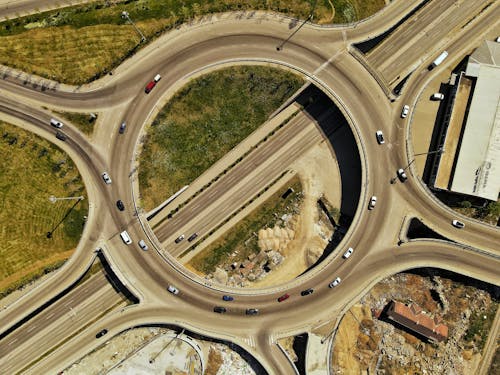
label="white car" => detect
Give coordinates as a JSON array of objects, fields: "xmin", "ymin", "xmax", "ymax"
[
  {"xmin": 329, "ymin": 277, "xmax": 341, "ymax": 288},
  {"xmin": 101, "ymin": 172, "xmax": 112, "ymax": 184},
  {"xmin": 50, "ymin": 118, "xmax": 64, "ymax": 128},
  {"xmin": 401, "ymin": 105, "xmax": 410, "ymax": 118},
  {"xmin": 343, "ymin": 247, "xmax": 354, "ymax": 259},
  {"xmin": 431, "ymin": 93, "xmax": 444, "ymax": 100},
  {"xmin": 397, "ymin": 168, "xmax": 408, "ymax": 182},
  {"xmin": 452, "ymin": 220, "xmax": 465, "ymax": 229},
  {"xmin": 375, "ymin": 130, "xmax": 385, "ymax": 144},
  {"xmin": 138, "ymin": 240, "xmax": 148, "ymax": 250},
  {"xmin": 167, "ymin": 285, "xmax": 179, "ymax": 295},
  {"xmin": 368, "ymin": 196, "xmax": 377, "ymax": 210}
]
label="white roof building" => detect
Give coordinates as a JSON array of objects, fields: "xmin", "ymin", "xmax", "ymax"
[{"xmin": 449, "ymin": 41, "xmax": 500, "ymax": 201}]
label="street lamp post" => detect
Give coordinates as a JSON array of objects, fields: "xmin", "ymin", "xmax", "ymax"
[
  {"xmin": 122, "ymin": 11, "xmax": 147, "ymax": 43},
  {"xmin": 46, "ymin": 196, "xmax": 84, "ymax": 238},
  {"xmin": 276, "ymin": 0, "xmax": 318, "ymax": 51},
  {"xmin": 391, "ymin": 148, "xmax": 444, "ymax": 184}
]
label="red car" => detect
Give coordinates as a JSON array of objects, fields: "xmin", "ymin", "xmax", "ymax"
[
  {"xmin": 145, "ymin": 74, "xmax": 161, "ymax": 94},
  {"xmin": 277, "ymin": 293, "xmax": 290, "ymax": 302}
]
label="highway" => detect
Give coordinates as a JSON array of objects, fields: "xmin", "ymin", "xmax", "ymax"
[{"xmin": 0, "ymin": 0, "xmax": 499, "ymax": 374}]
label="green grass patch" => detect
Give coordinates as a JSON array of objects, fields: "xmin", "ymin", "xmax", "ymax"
[
  {"xmin": 0, "ymin": 1, "xmax": 385, "ymax": 84},
  {"xmin": 139, "ymin": 65, "xmax": 303, "ymax": 211},
  {"xmin": 464, "ymin": 301, "xmax": 499, "ymax": 352},
  {"xmin": 54, "ymin": 111, "xmax": 97, "ymax": 137},
  {"xmin": 0, "ymin": 121, "xmax": 88, "ymax": 297},
  {"xmin": 188, "ymin": 176, "xmax": 303, "ymax": 274}
]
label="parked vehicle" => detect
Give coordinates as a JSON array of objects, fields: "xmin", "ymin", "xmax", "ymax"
[
  {"xmin": 343, "ymin": 247, "xmax": 354, "ymax": 259},
  {"xmin": 452, "ymin": 219, "xmax": 465, "ymax": 229},
  {"xmin": 167, "ymin": 285, "xmax": 179, "ymax": 295},
  {"xmin": 375, "ymin": 130, "xmax": 385, "ymax": 144},
  {"xmin": 329, "ymin": 277, "xmax": 341, "ymax": 288}
]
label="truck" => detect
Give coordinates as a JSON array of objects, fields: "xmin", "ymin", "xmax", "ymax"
[
  {"xmin": 144, "ymin": 74, "xmax": 161, "ymax": 94},
  {"xmin": 429, "ymin": 51, "xmax": 448, "ymax": 70}
]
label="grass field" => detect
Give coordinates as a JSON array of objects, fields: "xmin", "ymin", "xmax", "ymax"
[
  {"xmin": 55, "ymin": 111, "xmax": 97, "ymax": 136},
  {"xmin": 138, "ymin": 65, "xmax": 303, "ymax": 211},
  {"xmin": 0, "ymin": 0, "xmax": 385, "ymax": 84},
  {"xmin": 188, "ymin": 176, "xmax": 303, "ymax": 274},
  {"xmin": 0, "ymin": 121, "xmax": 88, "ymax": 297}
]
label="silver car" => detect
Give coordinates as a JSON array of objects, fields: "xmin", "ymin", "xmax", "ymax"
[
  {"xmin": 138, "ymin": 240, "xmax": 148, "ymax": 250},
  {"xmin": 102, "ymin": 172, "xmax": 112, "ymax": 184},
  {"xmin": 329, "ymin": 277, "xmax": 341, "ymax": 288}
]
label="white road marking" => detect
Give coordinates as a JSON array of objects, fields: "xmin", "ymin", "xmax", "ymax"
[{"xmin": 45, "ymin": 312, "xmax": 54, "ymax": 320}]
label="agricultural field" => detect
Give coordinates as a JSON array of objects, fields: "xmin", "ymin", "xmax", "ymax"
[
  {"xmin": 0, "ymin": 122, "xmax": 88, "ymax": 297},
  {"xmin": 138, "ymin": 65, "xmax": 304, "ymax": 211},
  {"xmin": 0, "ymin": 0, "xmax": 385, "ymax": 84}
]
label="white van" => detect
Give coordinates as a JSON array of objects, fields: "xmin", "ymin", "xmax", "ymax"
[
  {"xmin": 120, "ymin": 230, "xmax": 132, "ymax": 245},
  {"xmin": 50, "ymin": 118, "xmax": 63, "ymax": 128}
]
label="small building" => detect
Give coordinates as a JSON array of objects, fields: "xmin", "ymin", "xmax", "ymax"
[{"xmin": 385, "ymin": 301, "xmax": 448, "ymax": 342}]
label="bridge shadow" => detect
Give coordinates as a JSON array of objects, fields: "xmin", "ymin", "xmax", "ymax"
[{"xmin": 293, "ymin": 84, "xmax": 362, "ymax": 266}]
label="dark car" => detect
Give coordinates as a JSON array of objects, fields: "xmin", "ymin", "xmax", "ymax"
[
  {"xmin": 213, "ymin": 306, "xmax": 227, "ymax": 314},
  {"xmin": 222, "ymin": 295, "xmax": 234, "ymax": 301},
  {"xmin": 96, "ymin": 329, "xmax": 108, "ymax": 338},
  {"xmin": 188, "ymin": 233, "xmax": 198, "ymax": 242},
  {"xmin": 119, "ymin": 122, "xmax": 126, "ymax": 134},
  {"xmin": 277, "ymin": 293, "xmax": 290, "ymax": 302},
  {"xmin": 116, "ymin": 200, "xmax": 125, "ymax": 211},
  {"xmin": 55, "ymin": 131, "xmax": 67, "ymax": 141},
  {"xmin": 174, "ymin": 234, "xmax": 185, "ymax": 243},
  {"xmin": 300, "ymin": 288, "xmax": 314, "ymax": 296},
  {"xmin": 245, "ymin": 308, "xmax": 259, "ymax": 316}
]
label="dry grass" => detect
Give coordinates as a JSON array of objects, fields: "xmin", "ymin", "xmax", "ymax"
[{"xmin": 0, "ymin": 121, "xmax": 87, "ymax": 297}]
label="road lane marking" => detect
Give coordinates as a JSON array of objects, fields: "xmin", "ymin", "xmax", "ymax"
[
  {"xmin": 45, "ymin": 312, "xmax": 54, "ymax": 320},
  {"xmin": 26, "ymin": 325, "xmax": 36, "ymax": 333},
  {"xmin": 8, "ymin": 338, "xmax": 17, "ymax": 345}
]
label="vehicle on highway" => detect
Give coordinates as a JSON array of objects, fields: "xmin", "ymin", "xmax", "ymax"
[
  {"xmin": 245, "ymin": 308, "xmax": 259, "ymax": 315},
  {"xmin": 50, "ymin": 118, "xmax": 64, "ymax": 128},
  {"xmin": 213, "ymin": 306, "xmax": 227, "ymax": 314},
  {"xmin": 145, "ymin": 73, "xmax": 161, "ymax": 94},
  {"xmin": 223, "ymin": 295, "xmax": 234, "ymax": 301},
  {"xmin": 95, "ymin": 329, "xmax": 108, "ymax": 338},
  {"xmin": 431, "ymin": 93, "xmax": 444, "ymax": 101},
  {"xmin": 116, "ymin": 200, "xmax": 125, "ymax": 211},
  {"xmin": 188, "ymin": 233, "xmax": 198, "ymax": 242},
  {"xmin": 343, "ymin": 247, "xmax": 354, "ymax": 259},
  {"xmin": 175, "ymin": 234, "xmax": 185, "ymax": 243},
  {"xmin": 375, "ymin": 130, "xmax": 385, "ymax": 144},
  {"xmin": 452, "ymin": 219, "xmax": 465, "ymax": 229},
  {"xmin": 368, "ymin": 196, "xmax": 377, "ymax": 210},
  {"xmin": 300, "ymin": 288, "xmax": 314, "ymax": 296},
  {"xmin": 167, "ymin": 285, "xmax": 179, "ymax": 295},
  {"xmin": 138, "ymin": 239, "xmax": 148, "ymax": 250},
  {"xmin": 120, "ymin": 230, "xmax": 132, "ymax": 245},
  {"xmin": 277, "ymin": 293, "xmax": 290, "ymax": 302},
  {"xmin": 102, "ymin": 172, "xmax": 112, "ymax": 184},
  {"xmin": 429, "ymin": 51, "xmax": 448, "ymax": 70},
  {"xmin": 55, "ymin": 131, "xmax": 67, "ymax": 141},
  {"xmin": 119, "ymin": 122, "xmax": 126, "ymax": 134},
  {"xmin": 329, "ymin": 277, "xmax": 341, "ymax": 288},
  {"xmin": 397, "ymin": 168, "xmax": 408, "ymax": 182},
  {"xmin": 401, "ymin": 105, "xmax": 410, "ymax": 118}
]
